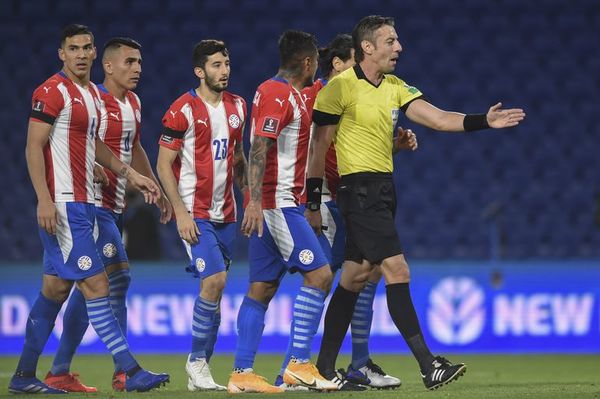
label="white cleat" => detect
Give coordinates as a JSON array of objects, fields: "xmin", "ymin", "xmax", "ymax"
[
  {"xmin": 186, "ymin": 355, "xmax": 226, "ymax": 391},
  {"xmin": 347, "ymin": 359, "xmax": 401, "ymax": 389}
]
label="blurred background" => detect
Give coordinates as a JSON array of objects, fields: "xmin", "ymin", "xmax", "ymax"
[{"xmin": 0, "ymin": 0, "xmax": 598, "ymax": 355}]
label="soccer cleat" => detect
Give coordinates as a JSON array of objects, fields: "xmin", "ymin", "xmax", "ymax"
[
  {"xmin": 283, "ymin": 357, "xmax": 339, "ymax": 391},
  {"xmin": 9, "ymin": 374, "xmax": 67, "ymax": 394},
  {"xmin": 44, "ymin": 371, "xmax": 97, "ymax": 393},
  {"xmin": 322, "ymin": 369, "xmax": 367, "ymax": 391},
  {"xmin": 227, "ymin": 369, "xmax": 284, "ymax": 393},
  {"xmin": 112, "ymin": 370, "xmax": 126, "ymax": 391},
  {"xmin": 186, "ymin": 356, "xmax": 226, "ymax": 391},
  {"xmin": 274, "ymin": 374, "xmax": 309, "ymax": 391},
  {"xmin": 347, "ymin": 359, "xmax": 402, "ymax": 389},
  {"xmin": 421, "ymin": 356, "xmax": 467, "ymax": 390},
  {"xmin": 125, "ymin": 369, "xmax": 170, "ymax": 392}
]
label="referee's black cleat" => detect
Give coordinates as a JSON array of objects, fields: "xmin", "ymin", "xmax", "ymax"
[
  {"xmin": 324, "ymin": 369, "xmax": 367, "ymax": 391},
  {"xmin": 421, "ymin": 356, "xmax": 466, "ymax": 390}
]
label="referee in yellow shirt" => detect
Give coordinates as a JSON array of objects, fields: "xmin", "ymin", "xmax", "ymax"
[{"xmin": 306, "ymin": 15, "xmax": 525, "ymax": 390}]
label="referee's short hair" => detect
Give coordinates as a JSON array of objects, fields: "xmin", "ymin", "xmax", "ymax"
[
  {"xmin": 278, "ymin": 30, "xmax": 318, "ymax": 75},
  {"xmin": 352, "ymin": 15, "xmax": 395, "ymax": 63},
  {"xmin": 319, "ymin": 34, "xmax": 353, "ymax": 78}
]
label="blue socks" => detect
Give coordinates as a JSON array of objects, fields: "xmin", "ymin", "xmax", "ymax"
[
  {"xmin": 190, "ymin": 297, "xmax": 218, "ymax": 361},
  {"xmin": 86, "ymin": 296, "xmax": 137, "ymax": 372},
  {"xmin": 50, "ymin": 288, "xmax": 88, "ymax": 375},
  {"xmin": 205, "ymin": 311, "xmax": 221, "ymax": 362},
  {"xmin": 351, "ymin": 282, "xmax": 377, "ymax": 369},
  {"xmin": 108, "ymin": 269, "xmax": 131, "ymax": 337},
  {"xmin": 284, "ymin": 286, "xmax": 325, "ymax": 369},
  {"xmin": 16, "ymin": 293, "xmax": 62, "ymax": 373},
  {"xmin": 233, "ymin": 296, "xmax": 267, "ymax": 370}
]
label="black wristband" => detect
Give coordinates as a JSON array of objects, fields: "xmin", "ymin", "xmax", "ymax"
[
  {"xmin": 463, "ymin": 113, "xmax": 489, "ymax": 131},
  {"xmin": 306, "ymin": 177, "xmax": 323, "ymax": 206}
]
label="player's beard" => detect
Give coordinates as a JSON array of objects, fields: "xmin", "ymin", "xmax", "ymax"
[{"xmin": 205, "ymin": 74, "xmax": 228, "ymax": 93}]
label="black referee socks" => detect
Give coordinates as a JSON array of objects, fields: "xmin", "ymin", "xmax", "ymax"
[
  {"xmin": 386, "ymin": 283, "xmax": 435, "ymax": 372},
  {"xmin": 316, "ymin": 284, "xmax": 360, "ymax": 376}
]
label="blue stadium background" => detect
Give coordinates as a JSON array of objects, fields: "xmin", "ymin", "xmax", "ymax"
[{"xmin": 1, "ymin": 0, "xmax": 599, "ymax": 261}]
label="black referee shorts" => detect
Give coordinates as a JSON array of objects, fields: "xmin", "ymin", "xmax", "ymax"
[{"xmin": 336, "ymin": 172, "xmax": 402, "ymax": 265}]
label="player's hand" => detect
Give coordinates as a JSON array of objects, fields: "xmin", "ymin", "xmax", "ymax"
[
  {"xmin": 157, "ymin": 195, "xmax": 173, "ymax": 224},
  {"xmin": 486, "ymin": 102, "xmax": 526, "ymax": 128},
  {"xmin": 37, "ymin": 199, "xmax": 59, "ymax": 235},
  {"xmin": 242, "ymin": 200, "xmax": 263, "ymax": 238},
  {"xmin": 93, "ymin": 164, "xmax": 109, "ymax": 186},
  {"xmin": 393, "ymin": 127, "xmax": 418, "ymax": 152},
  {"xmin": 304, "ymin": 207, "xmax": 323, "ymax": 236},
  {"xmin": 176, "ymin": 211, "xmax": 200, "ymax": 244},
  {"xmin": 127, "ymin": 171, "xmax": 161, "ymax": 204}
]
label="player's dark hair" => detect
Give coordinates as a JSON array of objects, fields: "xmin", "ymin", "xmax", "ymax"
[
  {"xmin": 278, "ymin": 30, "xmax": 318, "ymax": 75},
  {"xmin": 319, "ymin": 34, "xmax": 353, "ymax": 78},
  {"xmin": 61, "ymin": 24, "xmax": 94, "ymax": 46},
  {"xmin": 352, "ymin": 15, "xmax": 395, "ymax": 63},
  {"xmin": 193, "ymin": 40, "xmax": 228, "ymax": 69},
  {"xmin": 103, "ymin": 37, "xmax": 141, "ymax": 52}
]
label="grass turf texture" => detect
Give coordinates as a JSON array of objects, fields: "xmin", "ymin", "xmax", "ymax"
[{"xmin": 0, "ymin": 355, "xmax": 598, "ymax": 398}]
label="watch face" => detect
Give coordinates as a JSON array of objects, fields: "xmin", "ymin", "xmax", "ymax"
[{"xmin": 308, "ymin": 202, "xmax": 320, "ymax": 211}]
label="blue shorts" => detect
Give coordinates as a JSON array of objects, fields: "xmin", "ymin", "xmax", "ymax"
[
  {"xmin": 41, "ymin": 202, "xmax": 104, "ymax": 280},
  {"xmin": 249, "ymin": 206, "xmax": 329, "ymax": 282},
  {"xmin": 94, "ymin": 206, "xmax": 128, "ymax": 267},
  {"xmin": 182, "ymin": 219, "xmax": 236, "ymax": 279},
  {"xmin": 317, "ymin": 200, "xmax": 346, "ymax": 273}
]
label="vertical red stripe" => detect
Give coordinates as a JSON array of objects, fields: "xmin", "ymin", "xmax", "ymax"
[
  {"xmin": 192, "ymin": 99, "xmax": 212, "ymax": 219},
  {"xmin": 222, "ymin": 94, "xmax": 241, "ymax": 220},
  {"xmin": 292, "ymin": 91, "xmax": 311, "ymax": 205},
  {"xmin": 44, "ymin": 143, "xmax": 55, "ymax": 201},
  {"xmin": 66, "ymin": 85, "xmax": 88, "ymax": 202}
]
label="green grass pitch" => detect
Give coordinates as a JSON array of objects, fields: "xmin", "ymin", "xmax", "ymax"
[{"xmin": 0, "ymin": 354, "xmax": 598, "ymax": 398}]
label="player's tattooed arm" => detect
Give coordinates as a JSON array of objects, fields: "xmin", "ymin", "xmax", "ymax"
[
  {"xmin": 233, "ymin": 139, "xmax": 248, "ymax": 192},
  {"xmin": 248, "ymin": 135, "xmax": 274, "ymax": 202}
]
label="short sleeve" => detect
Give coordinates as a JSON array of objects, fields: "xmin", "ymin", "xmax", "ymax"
[
  {"xmin": 312, "ymin": 77, "xmax": 347, "ymax": 126},
  {"xmin": 251, "ymin": 86, "xmax": 292, "ymax": 139},
  {"xmin": 159, "ymin": 104, "xmax": 189, "ymax": 151},
  {"xmin": 30, "ymin": 82, "xmax": 65, "ymax": 125},
  {"xmin": 397, "ymin": 80, "xmax": 424, "ymax": 112}
]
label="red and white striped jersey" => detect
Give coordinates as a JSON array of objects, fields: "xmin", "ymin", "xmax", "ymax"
[
  {"xmin": 95, "ymin": 85, "xmax": 141, "ymax": 213},
  {"xmin": 250, "ymin": 77, "xmax": 312, "ymax": 209},
  {"xmin": 30, "ymin": 71, "xmax": 102, "ymax": 203},
  {"xmin": 159, "ymin": 89, "xmax": 246, "ymax": 223},
  {"xmin": 300, "ymin": 79, "xmax": 340, "ymax": 201}
]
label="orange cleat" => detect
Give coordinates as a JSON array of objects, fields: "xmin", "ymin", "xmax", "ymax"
[
  {"xmin": 227, "ymin": 370, "xmax": 284, "ymax": 393},
  {"xmin": 283, "ymin": 358, "xmax": 339, "ymax": 391},
  {"xmin": 112, "ymin": 370, "xmax": 126, "ymax": 391},
  {"xmin": 44, "ymin": 371, "xmax": 97, "ymax": 393}
]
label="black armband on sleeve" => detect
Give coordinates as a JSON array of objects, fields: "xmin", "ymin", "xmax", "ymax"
[
  {"xmin": 306, "ymin": 177, "xmax": 323, "ymax": 209},
  {"xmin": 30, "ymin": 110, "xmax": 56, "ymax": 125},
  {"xmin": 463, "ymin": 114, "xmax": 490, "ymax": 131},
  {"xmin": 312, "ymin": 110, "xmax": 341, "ymax": 126},
  {"xmin": 162, "ymin": 127, "xmax": 185, "ymax": 139}
]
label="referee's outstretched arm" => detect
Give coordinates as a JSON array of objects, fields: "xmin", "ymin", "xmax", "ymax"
[{"xmin": 404, "ymin": 99, "xmax": 526, "ymax": 132}]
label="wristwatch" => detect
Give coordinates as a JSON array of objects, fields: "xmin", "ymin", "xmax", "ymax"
[{"xmin": 306, "ymin": 202, "xmax": 320, "ymax": 211}]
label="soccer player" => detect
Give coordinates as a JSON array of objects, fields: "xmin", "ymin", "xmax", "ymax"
[
  {"xmin": 157, "ymin": 40, "xmax": 247, "ymax": 392},
  {"xmin": 8, "ymin": 24, "xmax": 169, "ymax": 394},
  {"xmin": 226, "ymin": 30, "xmax": 338, "ymax": 394},
  {"xmin": 275, "ymin": 34, "xmax": 413, "ymax": 391},
  {"xmin": 43, "ymin": 37, "xmax": 172, "ymax": 393},
  {"xmin": 307, "ymin": 16, "xmax": 525, "ymax": 391}
]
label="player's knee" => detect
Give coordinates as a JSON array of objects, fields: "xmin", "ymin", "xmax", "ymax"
[
  {"xmin": 304, "ymin": 265, "xmax": 333, "ymax": 292},
  {"xmin": 248, "ymin": 281, "xmax": 278, "ymax": 305},
  {"xmin": 41, "ymin": 277, "xmax": 72, "ymax": 303},
  {"xmin": 201, "ymin": 272, "xmax": 227, "ymax": 301}
]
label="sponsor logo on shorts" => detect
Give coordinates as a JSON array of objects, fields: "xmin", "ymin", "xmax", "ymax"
[
  {"xmin": 228, "ymin": 114, "xmax": 241, "ymax": 129},
  {"xmin": 196, "ymin": 258, "xmax": 206, "ymax": 272},
  {"xmin": 298, "ymin": 249, "xmax": 314, "ymax": 265},
  {"xmin": 77, "ymin": 256, "xmax": 93, "ymax": 271},
  {"xmin": 103, "ymin": 243, "xmax": 117, "ymax": 258}
]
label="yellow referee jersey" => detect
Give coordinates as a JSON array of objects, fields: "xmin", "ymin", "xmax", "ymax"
[{"xmin": 313, "ymin": 65, "xmax": 423, "ymax": 175}]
